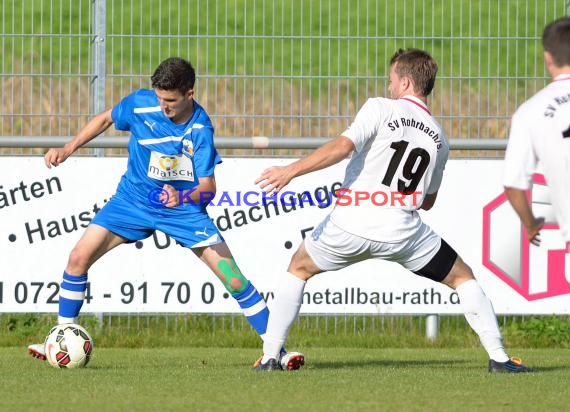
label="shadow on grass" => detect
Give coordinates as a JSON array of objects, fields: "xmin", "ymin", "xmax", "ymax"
[
  {"xmin": 312, "ymin": 358, "xmax": 470, "ymax": 369},
  {"xmin": 313, "ymin": 360, "xmax": 570, "ymax": 373}
]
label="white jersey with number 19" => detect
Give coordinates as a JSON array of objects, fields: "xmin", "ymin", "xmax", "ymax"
[{"xmin": 330, "ymin": 95, "xmax": 449, "ymax": 242}]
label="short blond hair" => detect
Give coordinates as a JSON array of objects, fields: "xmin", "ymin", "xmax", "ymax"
[{"xmin": 390, "ymin": 48, "xmax": 438, "ymax": 96}]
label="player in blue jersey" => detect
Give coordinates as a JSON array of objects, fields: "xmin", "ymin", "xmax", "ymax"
[{"xmin": 27, "ymin": 57, "xmax": 304, "ymax": 371}]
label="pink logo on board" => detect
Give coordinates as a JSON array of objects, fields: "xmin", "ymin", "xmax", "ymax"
[{"xmin": 482, "ymin": 174, "xmax": 570, "ymax": 300}]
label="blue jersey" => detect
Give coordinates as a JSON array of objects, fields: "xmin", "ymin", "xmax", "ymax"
[{"xmin": 111, "ymin": 89, "xmax": 221, "ymax": 211}]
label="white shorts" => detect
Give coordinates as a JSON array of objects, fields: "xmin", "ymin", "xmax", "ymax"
[{"xmin": 305, "ymin": 215, "xmax": 444, "ymax": 274}]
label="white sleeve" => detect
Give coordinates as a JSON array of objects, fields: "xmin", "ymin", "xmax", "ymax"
[
  {"xmin": 340, "ymin": 98, "xmax": 384, "ymax": 152},
  {"xmin": 427, "ymin": 140, "xmax": 449, "ymax": 194},
  {"xmin": 503, "ymin": 108, "xmax": 538, "ymax": 190}
]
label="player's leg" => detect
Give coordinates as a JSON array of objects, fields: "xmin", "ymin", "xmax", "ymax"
[
  {"xmin": 413, "ymin": 242, "xmax": 508, "ymax": 361},
  {"xmin": 439, "ymin": 255, "xmax": 531, "ymax": 372},
  {"xmin": 402, "ymin": 224, "xmax": 531, "ymax": 372},
  {"xmin": 29, "ymin": 194, "xmax": 150, "ymax": 361},
  {"xmin": 193, "ymin": 241, "xmax": 270, "ymax": 335},
  {"xmin": 193, "ymin": 240, "xmax": 305, "ymax": 369},
  {"xmin": 28, "ymin": 224, "xmax": 127, "ymax": 360},
  {"xmin": 159, "ymin": 210, "xmax": 303, "ymax": 369},
  {"xmin": 57, "ymin": 193, "xmax": 152, "ymax": 325},
  {"xmin": 193, "ymin": 241, "xmax": 305, "ymax": 369},
  {"xmin": 254, "ymin": 240, "xmax": 319, "ymax": 370},
  {"xmin": 58, "ymin": 224, "xmax": 127, "ymax": 323},
  {"xmin": 257, "ymin": 217, "xmax": 367, "ymax": 371}
]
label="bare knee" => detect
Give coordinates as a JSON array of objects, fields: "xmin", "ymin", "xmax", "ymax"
[
  {"xmin": 67, "ymin": 246, "xmax": 92, "ymax": 274},
  {"xmin": 441, "ymin": 256, "xmax": 475, "ymax": 290},
  {"xmin": 217, "ymin": 257, "xmax": 249, "ymax": 294},
  {"xmin": 287, "ymin": 243, "xmax": 321, "ymax": 281},
  {"xmin": 287, "ymin": 259, "xmax": 310, "ymax": 281}
]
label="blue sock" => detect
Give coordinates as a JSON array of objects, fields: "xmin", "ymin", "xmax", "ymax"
[
  {"xmin": 232, "ymin": 282, "xmax": 270, "ymax": 336},
  {"xmin": 58, "ymin": 272, "xmax": 88, "ymax": 324}
]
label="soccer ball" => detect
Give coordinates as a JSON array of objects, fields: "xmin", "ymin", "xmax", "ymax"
[{"xmin": 44, "ymin": 323, "xmax": 93, "ymax": 369}]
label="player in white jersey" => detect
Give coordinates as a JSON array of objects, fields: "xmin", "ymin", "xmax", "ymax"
[
  {"xmin": 253, "ymin": 48, "xmax": 531, "ymax": 373},
  {"xmin": 27, "ymin": 57, "xmax": 303, "ymax": 370},
  {"xmin": 504, "ymin": 16, "xmax": 570, "ymax": 249}
]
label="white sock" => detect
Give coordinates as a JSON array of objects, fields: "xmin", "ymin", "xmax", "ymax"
[
  {"xmin": 456, "ymin": 279, "xmax": 509, "ymax": 362},
  {"xmin": 58, "ymin": 316, "xmax": 77, "ymax": 324},
  {"xmin": 261, "ymin": 271, "xmax": 306, "ymax": 363}
]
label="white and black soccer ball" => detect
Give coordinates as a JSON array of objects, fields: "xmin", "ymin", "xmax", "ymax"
[{"xmin": 44, "ymin": 323, "xmax": 94, "ymax": 369}]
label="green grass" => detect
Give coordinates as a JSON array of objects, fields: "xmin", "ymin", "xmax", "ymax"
[
  {"xmin": 3, "ymin": 314, "xmax": 570, "ymax": 350},
  {"xmin": 4, "ymin": 313, "xmax": 570, "ymax": 349},
  {"xmin": 3, "ymin": 0, "xmax": 563, "ymax": 79},
  {"xmin": 0, "ymin": 346, "xmax": 567, "ymax": 412},
  {"xmin": 3, "ymin": 0, "xmax": 567, "ymax": 145}
]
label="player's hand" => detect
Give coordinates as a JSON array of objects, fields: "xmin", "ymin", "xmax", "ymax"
[
  {"xmin": 44, "ymin": 147, "xmax": 73, "ymax": 168},
  {"xmin": 255, "ymin": 166, "xmax": 293, "ymax": 194},
  {"xmin": 161, "ymin": 184, "xmax": 180, "ymax": 208},
  {"xmin": 525, "ymin": 216, "xmax": 545, "ymax": 246}
]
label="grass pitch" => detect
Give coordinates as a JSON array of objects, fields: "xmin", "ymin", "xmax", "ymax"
[{"xmin": 1, "ymin": 347, "xmax": 567, "ymax": 412}]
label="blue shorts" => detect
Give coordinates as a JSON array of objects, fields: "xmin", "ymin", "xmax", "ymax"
[{"xmin": 91, "ymin": 193, "xmax": 224, "ymax": 248}]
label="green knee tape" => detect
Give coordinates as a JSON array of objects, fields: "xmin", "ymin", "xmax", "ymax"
[{"xmin": 217, "ymin": 258, "xmax": 248, "ymax": 293}]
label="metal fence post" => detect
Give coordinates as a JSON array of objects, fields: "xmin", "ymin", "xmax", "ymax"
[
  {"xmin": 92, "ymin": 0, "xmax": 106, "ymax": 328},
  {"xmin": 426, "ymin": 314, "xmax": 439, "ymax": 342},
  {"xmin": 91, "ymin": 0, "xmax": 106, "ymax": 158}
]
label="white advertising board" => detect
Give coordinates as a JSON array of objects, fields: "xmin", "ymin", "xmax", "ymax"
[{"xmin": 1, "ymin": 157, "xmax": 568, "ymax": 314}]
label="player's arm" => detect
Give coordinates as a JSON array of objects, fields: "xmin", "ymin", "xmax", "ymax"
[
  {"xmin": 161, "ymin": 175, "xmax": 217, "ymax": 208},
  {"xmin": 256, "ymin": 136, "xmax": 355, "ymax": 193},
  {"xmin": 420, "ymin": 192, "xmax": 438, "ymax": 211},
  {"xmin": 45, "ymin": 109, "xmax": 114, "ymax": 168},
  {"xmin": 503, "ymin": 107, "xmax": 543, "ymax": 244},
  {"xmin": 188, "ymin": 175, "xmax": 217, "ymax": 205},
  {"xmin": 504, "ymin": 186, "xmax": 544, "ymax": 245}
]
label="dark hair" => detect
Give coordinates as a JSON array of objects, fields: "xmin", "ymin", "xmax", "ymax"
[
  {"xmin": 543, "ymin": 16, "xmax": 570, "ymax": 67},
  {"xmin": 390, "ymin": 48, "xmax": 438, "ymax": 96},
  {"xmin": 151, "ymin": 57, "xmax": 196, "ymax": 94}
]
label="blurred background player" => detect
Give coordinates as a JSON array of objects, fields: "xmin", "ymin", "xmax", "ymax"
[
  {"xmin": 504, "ymin": 16, "xmax": 570, "ymax": 252},
  {"xmin": 254, "ymin": 48, "xmax": 531, "ymax": 373},
  {"xmin": 27, "ymin": 57, "xmax": 303, "ymax": 371}
]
